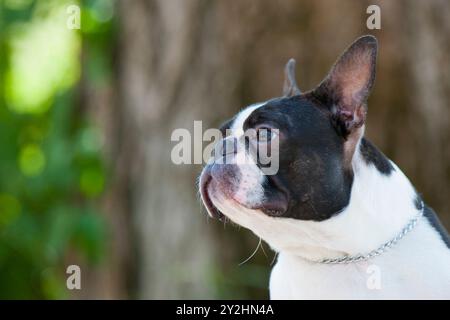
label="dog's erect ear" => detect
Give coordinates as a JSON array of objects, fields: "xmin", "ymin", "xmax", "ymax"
[
  {"xmin": 283, "ymin": 59, "xmax": 301, "ymax": 97},
  {"xmin": 313, "ymin": 35, "xmax": 377, "ymax": 138}
]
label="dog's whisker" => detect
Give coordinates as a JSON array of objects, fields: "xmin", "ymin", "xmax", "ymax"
[
  {"xmin": 260, "ymin": 241, "xmax": 269, "ymax": 259},
  {"xmin": 238, "ymin": 237, "xmax": 262, "ymax": 266},
  {"xmin": 270, "ymin": 251, "xmax": 278, "ymax": 266}
]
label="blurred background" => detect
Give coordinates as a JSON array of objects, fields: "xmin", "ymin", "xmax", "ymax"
[{"xmin": 0, "ymin": 0, "xmax": 449, "ymax": 299}]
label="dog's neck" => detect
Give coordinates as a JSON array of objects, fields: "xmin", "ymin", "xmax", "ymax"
[{"xmin": 272, "ymin": 137, "xmax": 421, "ymax": 262}]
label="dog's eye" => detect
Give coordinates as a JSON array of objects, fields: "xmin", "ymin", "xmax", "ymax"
[{"xmin": 257, "ymin": 128, "xmax": 277, "ymax": 143}]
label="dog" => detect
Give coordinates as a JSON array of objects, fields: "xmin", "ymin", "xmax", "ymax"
[{"xmin": 199, "ymin": 35, "xmax": 450, "ymax": 299}]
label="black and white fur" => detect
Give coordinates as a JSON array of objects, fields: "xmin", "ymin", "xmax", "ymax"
[{"xmin": 199, "ymin": 36, "xmax": 450, "ymax": 299}]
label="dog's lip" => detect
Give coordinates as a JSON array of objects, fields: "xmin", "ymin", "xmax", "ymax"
[
  {"xmin": 199, "ymin": 169, "xmax": 224, "ymax": 220},
  {"xmin": 252, "ymin": 194, "xmax": 288, "ymax": 217},
  {"xmin": 253, "ymin": 174, "xmax": 289, "ymax": 217}
]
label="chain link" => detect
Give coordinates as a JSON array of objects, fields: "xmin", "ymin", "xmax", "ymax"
[{"xmin": 317, "ymin": 201, "xmax": 425, "ymax": 265}]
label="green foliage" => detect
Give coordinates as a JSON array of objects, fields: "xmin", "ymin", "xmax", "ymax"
[{"xmin": 0, "ymin": 0, "xmax": 111, "ymax": 298}]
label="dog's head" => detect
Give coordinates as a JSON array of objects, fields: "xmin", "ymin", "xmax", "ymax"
[{"xmin": 199, "ymin": 35, "xmax": 378, "ymax": 251}]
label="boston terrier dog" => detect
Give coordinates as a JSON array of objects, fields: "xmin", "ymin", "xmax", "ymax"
[{"xmin": 199, "ymin": 35, "xmax": 450, "ymax": 299}]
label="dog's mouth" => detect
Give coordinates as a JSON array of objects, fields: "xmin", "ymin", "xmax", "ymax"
[
  {"xmin": 200, "ymin": 164, "xmax": 290, "ymax": 220},
  {"xmin": 199, "ymin": 169, "xmax": 225, "ymax": 220}
]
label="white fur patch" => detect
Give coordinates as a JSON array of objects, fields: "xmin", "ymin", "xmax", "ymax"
[{"xmin": 218, "ymin": 103, "xmax": 267, "ymax": 208}]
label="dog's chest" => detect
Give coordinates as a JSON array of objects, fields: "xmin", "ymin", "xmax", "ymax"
[
  {"xmin": 269, "ymin": 224, "xmax": 450, "ymax": 299},
  {"xmin": 270, "ymin": 256, "xmax": 431, "ymax": 299}
]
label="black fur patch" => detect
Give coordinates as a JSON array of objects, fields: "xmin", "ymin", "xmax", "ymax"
[
  {"xmin": 359, "ymin": 138, "xmax": 394, "ymax": 175},
  {"xmin": 415, "ymin": 196, "xmax": 450, "ymax": 249},
  {"xmin": 242, "ymin": 96, "xmax": 354, "ymax": 221}
]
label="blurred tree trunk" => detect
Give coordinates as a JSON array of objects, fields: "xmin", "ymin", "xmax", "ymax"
[
  {"xmin": 114, "ymin": 0, "xmax": 369, "ymax": 299},
  {"xmin": 83, "ymin": 0, "xmax": 449, "ymax": 299},
  {"xmin": 117, "ymin": 0, "xmax": 226, "ymax": 298}
]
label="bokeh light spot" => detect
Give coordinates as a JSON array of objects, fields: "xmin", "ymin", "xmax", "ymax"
[
  {"xmin": 19, "ymin": 144, "xmax": 46, "ymax": 177},
  {"xmin": 80, "ymin": 128, "xmax": 101, "ymax": 153},
  {"xmin": 5, "ymin": 4, "xmax": 81, "ymax": 114},
  {"xmin": 91, "ymin": 0, "xmax": 115, "ymax": 22},
  {"xmin": 80, "ymin": 168, "xmax": 105, "ymax": 197}
]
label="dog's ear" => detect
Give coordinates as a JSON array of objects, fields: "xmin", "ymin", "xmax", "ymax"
[
  {"xmin": 313, "ymin": 35, "xmax": 377, "ymax": 138},
  {"xmin": 283, "ymin": 59, "xmax": 301, "ymax": 97}
]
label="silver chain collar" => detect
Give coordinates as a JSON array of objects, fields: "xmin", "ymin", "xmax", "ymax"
[{"xmin": 316, "ymin": 201, "xmax": 425, "ymax": 265}]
